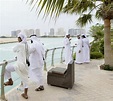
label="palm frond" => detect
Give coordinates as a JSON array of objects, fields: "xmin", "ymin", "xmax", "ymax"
[
  {"xmin": 96, "ymin": 9, "xmax": 103, "ymax": 19},
  {"xmin": 76, "ymin": 14, "xmax": 92, "ymax": 27},
  {"xmin": 63, "ymin": 0, "xmax": 96, "ymax": 15},
  {"xmin": 37, "ymin": 0, "xmax": 65, "ymax": 18},
  {"xmin": 26, "ymin": 0, "xmax": 113, "ymax": 26}
]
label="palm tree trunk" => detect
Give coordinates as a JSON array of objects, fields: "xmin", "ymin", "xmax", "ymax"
[{"xmin": 104, "ymin": 19, "xmax": 113, "ymax": 66}]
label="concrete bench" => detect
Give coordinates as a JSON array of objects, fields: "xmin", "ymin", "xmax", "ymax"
[{"xmin": 47, "ymin": 60, "xmax": 75, "ymax": 89}]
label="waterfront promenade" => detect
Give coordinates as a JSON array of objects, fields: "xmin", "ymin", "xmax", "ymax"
[
  {"xmin": 4, "ymin": 59, "xmax": 113, "ymax": 101},
  {"xmin": 0, "ymin": 38, "xmax": 18, "ymax": 44}
]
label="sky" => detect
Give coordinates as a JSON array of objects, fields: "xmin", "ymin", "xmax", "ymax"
[{"xmin": 0, "ymin": 0, "xmax": 103, "ymax": 36}]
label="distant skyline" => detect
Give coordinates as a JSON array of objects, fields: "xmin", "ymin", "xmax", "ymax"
[{"xmin": 0, "ymin": 0, "xmax": 103, "ymax": 36}]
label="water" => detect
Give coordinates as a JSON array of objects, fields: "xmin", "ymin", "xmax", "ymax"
[{"xmin": 0, "ymin": 37, "xmax": 94, "ymax": 93}]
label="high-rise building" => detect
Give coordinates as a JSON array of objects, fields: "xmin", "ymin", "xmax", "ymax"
[
  {"xmin": 68, "ymin": 29, "xmax": 77, "ymax": 36},
  {"xmin": 56, "ymin": 28, "xmax": 66, "ymax": 36},
  {"xmin": 68, "ymin": 28, "xmax": 85, "ymax": 36},
  {"xmin": 25, "ymin": 29, "xmax": 34, "ymax": 37},
  {"xmin": 35, "ymin": 29, "xmax": 40, "ymax": 36},
  {"xmin": 49, "ymin": 28, "xmax": 54, "ymax": 36},
  {"xmin": 11, "ymin": 31, "xmax": 17, "ymax": 37},
  {"xmin": 23, "ymin": 29, "xmax": 30, "ymax": 37}
]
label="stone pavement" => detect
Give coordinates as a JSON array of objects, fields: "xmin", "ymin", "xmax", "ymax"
[{"xmin": 4, "ymin": 59, "xmax": 113, "ymax": 101}]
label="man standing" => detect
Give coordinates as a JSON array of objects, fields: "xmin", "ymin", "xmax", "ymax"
[
  {"xmin": 63, "ymin": 33, "xmax": 73, "ymax": 65},
  {"xmin": 82, "ymin": 34, "xmax": 90, "ymax": 63},
  {"xmin": 4, "ymin": 32, "xmax": 29, "ymax": 99},
  {"xmin": 75, "ymin": 35, "xmax": 84, "ymax": 64},
  {"xmin": 29, "ymin": 35, "xmax": 45, "ymax": 91}
]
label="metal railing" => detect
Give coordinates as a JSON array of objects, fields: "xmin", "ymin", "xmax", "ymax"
[
  {"xmin": 0, "ymin": 58, "xmax": 17, "ymax": 101},
  {"xmin": 0, "ymin": 45, "xmax": 76, "ymax": 101}
]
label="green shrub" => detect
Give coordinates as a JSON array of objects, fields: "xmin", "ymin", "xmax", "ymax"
[
  {"xmin": 111, "ymin": 39, "xmax": 113, "ymax": 42},
  {"xmin": 90, "ymin": 52, "xmax": 103, "ymax": 59},
  {"xmin": 100, "ymin": 64, "xmax": 113, "ymax": 71},
  {"xmin": 90, "ymin": 42, "xmax": 100, "ymax": 52},
  {"xmin": 90, "ymin": 39, "xmax": 104, "ymax": 55},
  {"xmin": 111, "ymin": 42, "xmax": 113, "ymax": 50},
  {"xmin": 99, "ymin": 39, "xmax": 104, "ymax": 55}
]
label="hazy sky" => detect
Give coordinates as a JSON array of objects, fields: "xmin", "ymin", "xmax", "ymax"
[{"xmin": 0, "ymin": 0, "xmax": 103, "ymax": 36}]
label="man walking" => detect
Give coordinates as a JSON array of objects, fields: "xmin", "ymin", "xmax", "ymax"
[{"xmin": 29, "ymin": 35, "xmax": 45, "ymax": 91}]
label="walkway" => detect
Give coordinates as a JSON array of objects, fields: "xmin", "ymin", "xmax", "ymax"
[{"xmin": 4, "ymin": 59, "xmax": 113, "ymax": 101}]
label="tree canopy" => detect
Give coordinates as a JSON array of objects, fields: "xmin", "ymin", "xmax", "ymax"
[{"xmin": 27, "ymin": 0, "xmax": 113, "ymax": 26}]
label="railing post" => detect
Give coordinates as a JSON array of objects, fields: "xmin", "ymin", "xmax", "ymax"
[
  {"xmin": 1, "ymin": 61, "xmax": 7, "ymax": 101},
  {"xmin": 51, "ymin": 48, "xmax": 56, "ymax": 66},
  {"xmin": 60, "ymin": 47, "xmax": 64, "ymax": 63},
  {"xmin": 44, "ymin": 49, "xmax": 48, "ymax": 71}
]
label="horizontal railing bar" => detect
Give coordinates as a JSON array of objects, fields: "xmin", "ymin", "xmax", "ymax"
[
  {"xmin": 46, "ymin": 45, "xmax": 76, "ymax": 51},
  {"xmin": 0, "ymin": 58, "xmax": 17, "ymax": 66},
  {"xmin": 0, "ymin": 45, "xmax": 76, "ymax": 67}
]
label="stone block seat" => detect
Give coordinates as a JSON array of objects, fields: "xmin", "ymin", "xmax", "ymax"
[{"xmin": 47, "ymin": 60, "xmax": 75, "ymax": 89}]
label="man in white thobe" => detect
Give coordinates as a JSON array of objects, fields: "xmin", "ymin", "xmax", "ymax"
[
  {"xmin": 4, "ymin": 32, "xmax": 29, "ymax": 99},
  {"xmin": 75, "ymin": 35, "xmax": 84, "ymax": 64},
  {"xmin": 82, "ymin": 34, "xmax": 90, "ymax": 63},
  {"xmin": 63, "ymin": 33, "xmax": 73, "ymax": 65},
  {"xmin": 29, "ymin": 35, "xmax": 45, "ymax": 91}
]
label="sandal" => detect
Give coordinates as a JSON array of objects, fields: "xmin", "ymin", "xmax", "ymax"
[
  {"xmin": 4, "ymin": 81, "xmax": 13, "ymax": 86},
  {"xmin": 21, "ymin": 93, "xmax": 28, "ymax": 99},
  {"xmin": 35, "ymin": 86, "xmax": 44, "ymax": 91}
]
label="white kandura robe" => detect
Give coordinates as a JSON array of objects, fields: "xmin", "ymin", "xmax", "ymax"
[
  {"xmin": 5, "ymin": 43, "xmax": 29, "ymax": 86},
  {"xmin": 63, "ymin": 37, "xmax": 73, "ymax": 65},
  {"xmin": 75, "ymin": 38, "xmax": 84, "ymax": 64},
  {"xmin": 29, "ymin": 41, "xmax": 45, "ymax": 86},
  {"xmin": 82, "ymin": 38, "xmax": 90, "ymax": 63}
]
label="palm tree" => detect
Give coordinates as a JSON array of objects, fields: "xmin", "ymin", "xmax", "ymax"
[{"xmin": 27, "ymin": 0, "xmax": 113, "ymax": 66}]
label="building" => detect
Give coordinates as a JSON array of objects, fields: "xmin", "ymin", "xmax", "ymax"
[
  {"xmin": 49, "ymin": 28, "xmax": 54, "ymax": 36},
  {"xmin": 68, "ymin": 28, "xmax": 85, "ymax": 36},
  {"xmin": 24, "ymin": 29, "xmax": 34, "ymax": 37},
  {"xmin": 11, "ymin": 30, "xmax": 21, "ymax": 37},
  {"xmin": 11, "ymin": 31, "xmax": 17, "ymax": 37},
  {"xmin": 56, "ymin": 28, "xmax": 66, "ymax": 36},
  {"xmin": 35, "ymin": 29, "xmax": 40, "ymax": 36}
]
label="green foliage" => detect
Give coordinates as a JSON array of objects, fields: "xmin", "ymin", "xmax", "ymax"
[
  {"xmin": 100, "ymin": 64, "xmax": 113, "ymax": 71},
  {"xmin": 28, "ymin": 0, "xmax": 113, "ymax": 26},
  {"xmin": 90, "ymin": 24, "xmax": 104, "ymax": 55},
  {"xmin": 90, "ymin": 42, "xmax": 100, "ymax": 52},
  {"xmin": 111, "ymin": 39, "xmax": 113, "ymax": 42},
  {"xmin": 90, "ymin": 52, "xmax": 103, "ymax": 59},
  {"xmin": 89, "ymin": 24, "xmax": 104, "ymax": 42},
  {"xmin": 99, "ymin": 39, "xmax": 104, "ymax": 54},
  {"xmin": 76, "ymin": 14, "xmax": 92, "ymax": 27},
  {"xmin": 90, "ymin": 39, "xmax": 104, "ymax": 55}
]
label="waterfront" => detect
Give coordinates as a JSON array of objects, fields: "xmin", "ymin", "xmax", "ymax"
[
  {"xmin": 0, "ymin": 37, "xmax": 93, "ymax": 94},
  {"xmin": 0, "ymin": 37, "xmax": 78, "ymax": 61},
  {"xmin": 0, "ymin": 37, "xmax": 94, "ymax": 62}
]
